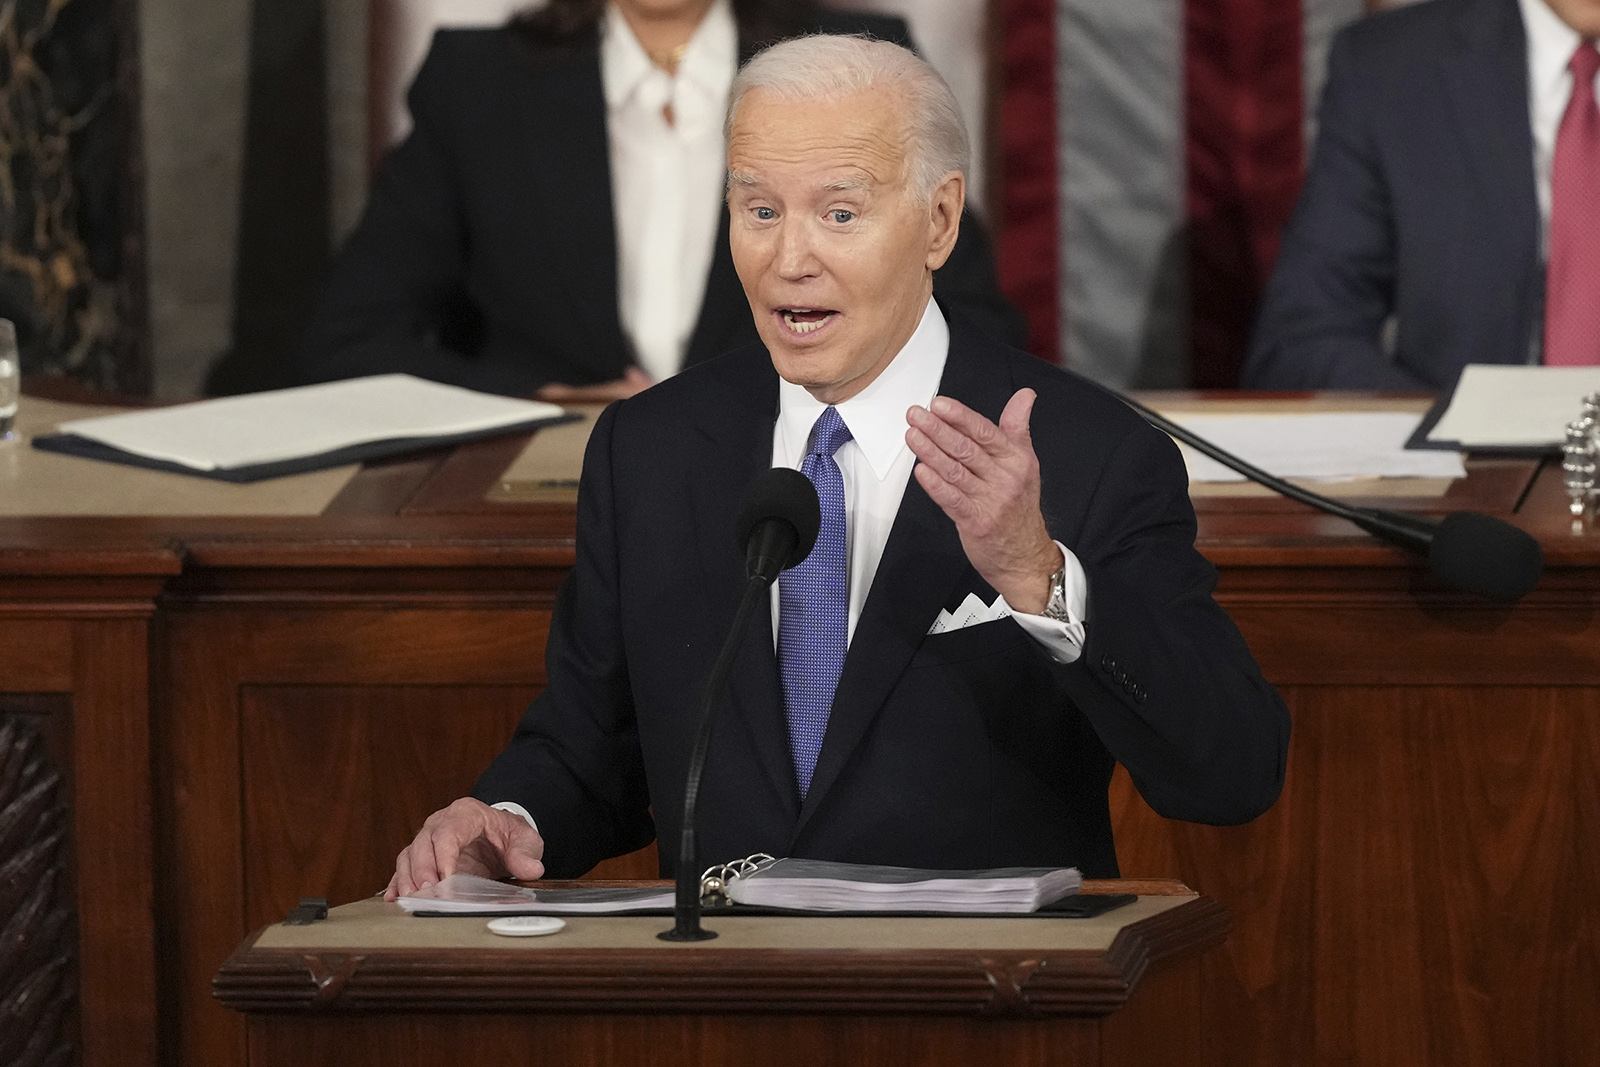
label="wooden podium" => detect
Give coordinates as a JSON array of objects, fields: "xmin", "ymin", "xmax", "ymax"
[
  {"xmin": 3, "ymin": 392, "xmax": 1598, "ymax": 1067},
  {"xmin": 212, "ymin": 881, "xmax": 1225, "ymax": 1067}
]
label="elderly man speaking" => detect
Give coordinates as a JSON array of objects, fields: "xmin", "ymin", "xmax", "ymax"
[{"xmin": 387, "ymin": 36, "xmax": 1289, "ymax": 896}]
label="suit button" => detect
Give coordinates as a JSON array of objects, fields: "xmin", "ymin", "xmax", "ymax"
[
  {"xmin": 1100, "ymin": 654, "xmax": 1115, "ymax": 674},
  {"xmin": 1132, "ymin": 685, "xmax": 1147, "ymax": 703}
]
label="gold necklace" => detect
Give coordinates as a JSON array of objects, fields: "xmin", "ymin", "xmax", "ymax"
[{"xmin": 646, "ymin": 42, "xmax": 688, "ymax": 73}]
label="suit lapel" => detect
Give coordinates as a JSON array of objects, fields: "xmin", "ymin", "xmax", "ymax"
[
  {"xmin": 1439, "ymin": 0, "xmax": 1539, "ymax": 265},
  {"xmin": 521, "ymin": 40, "xmax": 629, "ymax": 356},
  {"xmin": 684, "ymin": 352, "xmax": 799, "ymax": 817},
  {"xmin": 794, "ymin": 316, "xmax": 1017, "ymax": 834}
]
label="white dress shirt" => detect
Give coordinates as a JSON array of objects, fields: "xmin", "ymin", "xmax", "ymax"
[
  {"xmin": 1518, "ymin": 0, "xmax": 1600, "ymax": 253},
  {"xmin": 770, "ymin": 298, "xmax": 1088, "ymax": 663},
  {"xmin": 601, "ymin": 0, "xmax": 737, "ymax": 383}
]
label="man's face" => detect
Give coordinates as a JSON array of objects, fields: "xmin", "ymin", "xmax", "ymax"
[
  {"xmin": 1543, "ymin": 0, "xmax": 1600, "ymax": 36},
  {"xmin": 727, "ymin": 88, "xmax": 963, "ymax": 405}
]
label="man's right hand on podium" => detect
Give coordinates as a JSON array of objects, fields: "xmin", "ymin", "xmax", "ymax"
[{"xmin": 384, "ymin": 798, "xmax": 545, "ymax": 901}]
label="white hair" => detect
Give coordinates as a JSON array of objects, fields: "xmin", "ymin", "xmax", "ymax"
[{"xmin": 725, "ymin": 34, "xmax": 970, "ymax": 204}]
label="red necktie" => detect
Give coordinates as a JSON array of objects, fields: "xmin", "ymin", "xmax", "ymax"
[{"xmin": 1545, "ymin": 41, "xmax": 1600, "ymax": 366}]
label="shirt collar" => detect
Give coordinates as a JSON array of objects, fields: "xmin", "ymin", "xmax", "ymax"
[
  {"xmin": 601, "ymin": 0, "xmax": 736, "ymax": 110},
  {"xmin": 677, "ymin": 0, "xmax": 737, "ymax": 101},
  {"xmin": 1519, "ymin": 0, "xmax": 1584, "ymax": 101},
  {"xmin": 777, "ymin": 297, "xmax": 951, "ymax": 482}
]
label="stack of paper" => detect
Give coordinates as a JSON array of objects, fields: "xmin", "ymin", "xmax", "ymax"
[
  {"xmin": 398, "ymin": 873, "xmax": 672, "ymax": 915},
  {"xmin": 1164, "ymin": 411, "xmax": 1466, "ymax": 482},
  {"xmin": 724, "ymin": 858, "xmax": 1081, "ymax": 914}
]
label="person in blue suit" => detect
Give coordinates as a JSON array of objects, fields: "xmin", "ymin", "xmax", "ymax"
[{"xmin": 1245, "ymin": 0, "xmax": 1600, "ymax": 390}]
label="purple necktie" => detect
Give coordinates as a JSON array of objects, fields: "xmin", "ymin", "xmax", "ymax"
[{"xmin": 778, "ymin": 406, "xmax": 852, "ymax": 798}]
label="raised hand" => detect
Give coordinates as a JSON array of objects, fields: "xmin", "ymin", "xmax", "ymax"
[{"xmin": 905, "ymin": 389, "xmax": 1063, "ymax": 614}]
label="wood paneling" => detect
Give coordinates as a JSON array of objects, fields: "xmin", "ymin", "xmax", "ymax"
[
  {"xmin": 0, "ymin": 619, "xmax": 73, "ymax": 690},
  {"xmin": 160, "ymin": 599, "xmax": 558, "ymax": 1067},
  {"xmin": 71, "ymin": 618, "xmax": 157, "ymax": 1067},
  {"xmin": 240, "ymin": 685, "xmax": 533, "ymax": 931},
  {"xmin": 248, "ymin": 1014, "xmax": 1106, "ymax": 1067},
  {"xmin": 1112, "ymin": 683, "xmax": 1600, "ymax": 1067},
  {"xmin": 0, "ymin": 585, "xmax": 161, "ymax": 1067}
]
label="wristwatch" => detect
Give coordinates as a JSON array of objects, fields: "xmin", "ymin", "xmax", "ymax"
[{"xmin": 1041, "ymin": 564, "xmax": 1072, "ymax": 623}]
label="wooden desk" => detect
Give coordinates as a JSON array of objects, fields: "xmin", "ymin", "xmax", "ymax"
[
  {"xmin": 212, "ymin": 881, "xmax": 1225, "ymax": 1067},
  {"xmin": 1, "ymin": 393, "xmax": 1596, "ymax": 1067}
]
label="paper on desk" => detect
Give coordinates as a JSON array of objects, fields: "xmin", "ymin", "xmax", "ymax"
[
  {"xmin": 54, "ymin": 374, "xmax": 565, "ymax": 471},
  {"xmin": 398, "ymin": 873, "xmax": 673, "ymax": 915},
  {"xmin": 1167, "ymin": 412, "xmax": 1466, "ymax": 482},
  {"xmin": 1426, "ymin": 365, "xmax": 1600, "ymax": 447}
]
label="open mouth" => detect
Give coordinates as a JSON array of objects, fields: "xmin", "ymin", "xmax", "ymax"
[{"xmin": 778, "ymin": 308, "xmax": 839, "ymax": 337}]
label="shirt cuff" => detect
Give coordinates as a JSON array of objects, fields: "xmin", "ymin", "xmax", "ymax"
[
  {"xmin": 1001, "ymin": 542, "xmax": 1088, "ymax": 665},
  {"xmin": 491, "ymin": 801, "xmax": 539, "ymax": 835}
]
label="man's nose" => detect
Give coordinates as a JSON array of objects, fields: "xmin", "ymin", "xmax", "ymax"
[{"xmin": 773, "ymin": 219, "xmax": 821, "ymax": 280}]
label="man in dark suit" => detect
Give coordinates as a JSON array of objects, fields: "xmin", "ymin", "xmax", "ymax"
[
  {"xmin": 294, "ymin": 1, "xmax": 1023, "ymax": 400},
  {"xmin": 1245, "ymin": 0, "xmax": 1600, "ymax": 390},
  {"xmin": 387, "ymin": 35, "xmax": 1288, "ymax": 896}
]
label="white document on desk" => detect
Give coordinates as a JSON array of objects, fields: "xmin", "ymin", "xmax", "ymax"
[
  {"xmin": 54, "ymin": 374, "xmax": 565, "ymax": 471},
  {"xmin": 1166, "ymin": 412, "xmax": 1466, "ymax": 482},
  {"xmin": 1426, "ymin": 365, "xmax": 1600, "ymax": 448}
]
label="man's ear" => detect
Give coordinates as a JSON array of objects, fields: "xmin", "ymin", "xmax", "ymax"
[{"xmin": 924, "ymin": 171, "xmax": 965, "ymax": 272}]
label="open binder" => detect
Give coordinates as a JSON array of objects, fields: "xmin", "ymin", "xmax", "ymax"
[
  {"xmin": 398, "ymin": 855, "xmax": 1136, "ymax": 920},
  {"xmin": 30, "ymin": 374, "xmax": 578, "ymax": 483}
]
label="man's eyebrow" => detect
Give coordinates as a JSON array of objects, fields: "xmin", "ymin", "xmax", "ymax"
[
  {"xmin": 727, "ymin": 170, "xmax": 758, "ymax": 188},
  {"xmin": 823, "ymin": 176, "xmax": 871, "ymax": 192}
]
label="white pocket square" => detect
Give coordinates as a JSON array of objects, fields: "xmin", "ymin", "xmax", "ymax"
[{"xmin": 927, "ymin": 592, "xmax": 1011, "ymax": 635}]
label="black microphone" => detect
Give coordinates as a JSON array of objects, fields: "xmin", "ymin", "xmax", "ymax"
[
  {"xmin": 735, "ymin": 467, "xmax": 823, "ymax": 586},
  {"xmin": 660, "ymin": 468, "xmax": 820, "ymax": 941},
  {"xmin": 1120, "ymin": 395, "xmax": 1543, "ymax": 602}
]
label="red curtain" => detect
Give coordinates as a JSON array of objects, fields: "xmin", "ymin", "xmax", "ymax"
[
  {"xmin": 1184, "ymin": 0, "xmax": 1305, "ymax": 387},
  {"xmin": 993, "ymin": 0, "xmax": 1060, "ymax": 363}
]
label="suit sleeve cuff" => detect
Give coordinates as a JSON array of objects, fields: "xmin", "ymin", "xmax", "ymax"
[
  {"xmin": 491, "ymin": 801, "xmax": 540, "ymax": 835},
  {"xmin": 1002, "ymin": 542, "xmax": 1089, "ymax": 665}
]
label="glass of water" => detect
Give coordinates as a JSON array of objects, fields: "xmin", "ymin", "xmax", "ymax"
[{"xmin": 0, "ymin": 319, "xmax": 17, "ymax": 441}]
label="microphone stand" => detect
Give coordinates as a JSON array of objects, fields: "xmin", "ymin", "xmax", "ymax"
[
  {"xmin": 1121, "ymin": 395, "xmax": 1438, "ymax": 552},
  {"xmin": 658, "ymin": 572, "xmax": 771, "ymax": 942},
  {"xmin": 660, "ymin": 471, "xmax": 816, "ymax": 941}
]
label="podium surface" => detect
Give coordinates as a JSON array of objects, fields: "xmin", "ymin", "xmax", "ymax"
[{"xmin": 214, "ymin": 881, "xmax": 1224, "ymax": 1067}]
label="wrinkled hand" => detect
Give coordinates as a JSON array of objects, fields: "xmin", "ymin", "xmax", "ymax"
[
  {"xmin": 906, "ymin": 390, "xmax": 1063, "ymax": 614},
  {"xmin": 384, "ymin": 797, "xmax": 546, "ymax": 901},
  {"xmin": 535, "ymin": 366, "xmax": 654, "ymax": 403}
]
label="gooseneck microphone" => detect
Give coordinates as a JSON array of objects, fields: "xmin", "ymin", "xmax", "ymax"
[
  {"xmin": 660, "ymin": 468, "xmax": 821, "ymax": 942},
  {"xmin": 1120, "ymin": 395, "xmax": 1544, "ymax": 603}
]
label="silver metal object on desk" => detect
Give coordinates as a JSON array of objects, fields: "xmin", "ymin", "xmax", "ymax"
[
  {"xmin": 0, "ymin": 319, "xmax": 18, "ymax": 442},
  {"xmin": 1561, "ymin": 392, "xmax": 1600, "ymax": 527}
]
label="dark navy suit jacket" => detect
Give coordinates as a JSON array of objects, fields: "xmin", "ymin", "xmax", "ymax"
[
  {"xmin": 1245, "ymin": 0, "xmax": 1542, "ymax": 391},
  {"xmin": 294, "ymin": 16, "xmax": 1024, "ymax": 396},
  {"xmin": 474, "ymin": 308, "xmax": 1290, "ymax": 879}
]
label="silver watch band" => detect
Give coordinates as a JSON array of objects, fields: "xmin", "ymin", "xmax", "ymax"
[{"xmin": 1041, "ymin": 565, "xmax": 1071, "ymax": 623}]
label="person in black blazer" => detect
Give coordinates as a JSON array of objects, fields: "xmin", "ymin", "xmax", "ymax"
[
  {"xmin": 295, "ymin": 0, "xmax": 1024, "ymax": 399},
  {"xmin": 386, "ymin": 35, "xmax": 1287, "ymax": 893},
  {"xmin": 1245, "ymin": 0, "xmax": 1600, "ymax": 391}
]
